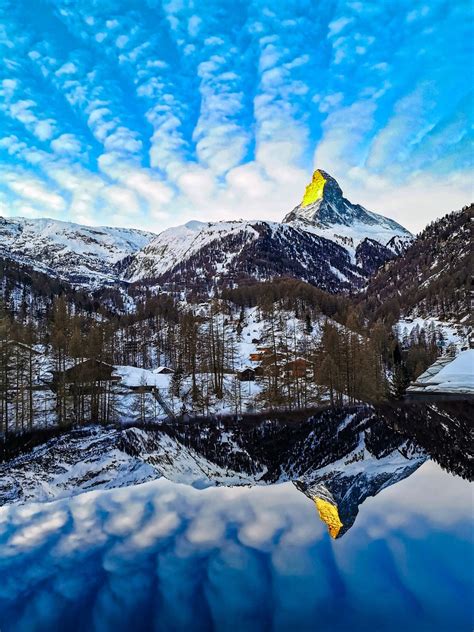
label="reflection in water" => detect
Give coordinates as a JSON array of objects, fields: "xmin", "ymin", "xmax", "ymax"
[
  {"xmin": 294, "ymin": 482, "xmax": 344, "ymax": 538},
  {"xmin": 0, "ymin": 402, "xmax": 472, "ymax": 631},
  {"xmin": 1, "ymin": 402, "xmax": 472, "ymax": 538},
  {"xmin": 0, "ymin": 463, "xmax": 472, "ymax": 631},
  {"xmin": 315, "ymin": 496, "xmax": 343, "ymax": 538}
]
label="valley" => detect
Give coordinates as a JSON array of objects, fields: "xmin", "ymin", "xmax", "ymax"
[{"xmin": 0, "ymin": 173, "xmax": 471, "ymax": 440}]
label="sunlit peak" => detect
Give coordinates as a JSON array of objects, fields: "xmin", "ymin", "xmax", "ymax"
[
  {"xmin": 314, "ymin": 497, "xmax": 343, "ymax": 538},
  {"xmin": 301, "ymin": 170, "xmax": 326, "ymax": 207}
]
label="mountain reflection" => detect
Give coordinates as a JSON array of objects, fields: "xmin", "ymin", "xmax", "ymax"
[
  {"xmin": 152, "ymin": 402, "xmax": 473, "ymax": 538},
  {"xmin": 1, "ymin": 402, "xmax": 472, "ymax": 538},
  {"xmin": 0, "ymin": 403, "xmax": 473, "ymax": 632}
]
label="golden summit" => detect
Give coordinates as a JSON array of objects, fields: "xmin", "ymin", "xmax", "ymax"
[
  {"xmin": 314, "ymin": 497, "xmax": 343, "ymax": 538},
  {"xmin": 301, "ymin": 170, "xmax": 326, "ymax": 207}
]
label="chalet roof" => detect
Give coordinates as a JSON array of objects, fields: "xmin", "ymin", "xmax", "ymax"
[
  {"xmin": 0, "ymin": 340, "xmax": 41, "ymax": 354},
  {"xmin": 259, "ymin": 352, "xmax": 285, "ymax": 366},
  {"xmin": 285, "ymin": 357, "xmax": 314, "ymax": 365},
  {"xmin": 55, "ymin": 359, "xmax": 119, "ymax": 383}
]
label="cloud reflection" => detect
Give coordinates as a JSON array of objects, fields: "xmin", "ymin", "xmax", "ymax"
[{"xmin": 0, "ymin": 464, "xmax": 472, "ymax": 631}]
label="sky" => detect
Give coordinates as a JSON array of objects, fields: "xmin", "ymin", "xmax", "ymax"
[{"xmin": 0, "ymin": 0, "xmax": 472, "ymax": 234}]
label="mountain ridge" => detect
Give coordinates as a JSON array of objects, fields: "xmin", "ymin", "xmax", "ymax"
[
  {"xmin": 0, "ymin": 215, "xmax": 157, "ymax": 288},
  {"xmin": 124, "ymin": 169, "xmax": 412, "ymax": 291},
  {"xmin": 362, "ymin": 204, "xmax": 473, "ymax": 322},
  {"xmin": 0, "ymin": 169, "xmax": 413, "ymax": 292}
]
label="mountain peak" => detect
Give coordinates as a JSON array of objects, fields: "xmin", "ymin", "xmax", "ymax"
[
  {"xmin": 284, "ymin": 168, "xmax": 411, "ymax": 242},
  {"xmin": 301, "ymin": 169, "xmax": 342, "ymax": 207}
]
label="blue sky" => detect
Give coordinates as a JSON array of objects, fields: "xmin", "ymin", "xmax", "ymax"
[{"xmin": 0, "ymin": 0, "xmax": 472, "ymax": 232}]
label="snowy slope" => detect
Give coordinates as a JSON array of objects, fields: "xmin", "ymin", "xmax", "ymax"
[
  {"xmin": 124, "ymin": 170, "xmax": 412, "ymax": 291},
  {"xmin": 0, "ymin": 215, "xmax": 156, "ymax": 287},
  {"xmin": 294, "ymin": 220, "xmax": 411, "ymax": 263},
  {"xmin": 426, "ymin": 350, "xmax": 473, "ymax": 391},
  {"xmin": 397, "ymin": 317, "xmax": 470, "ymax": 351},
  {"xmin": 125, "ymin": 220, "xmax": 261, "ymax": 281},
  {"xmin": 407, "ymin": 349, "xmax": 474, "ymax": 395}
]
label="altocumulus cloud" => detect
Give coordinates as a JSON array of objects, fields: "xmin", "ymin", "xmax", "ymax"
[{"xmin": 0, "ymin": 0, "xmax": 472, "ymax": 232}]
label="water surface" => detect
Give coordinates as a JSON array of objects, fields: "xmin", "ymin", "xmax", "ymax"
[{"xmin": 0, "ymin": 403, "xmax": 472, "ymax": 631}]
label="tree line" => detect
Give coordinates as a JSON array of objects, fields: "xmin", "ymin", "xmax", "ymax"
[{"xmin": 0, "ymin": 269, "xmax": 446, "ymax": 439}]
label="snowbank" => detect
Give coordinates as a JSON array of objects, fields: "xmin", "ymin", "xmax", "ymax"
[{"xmin": 408, "ymin": 349, "xmax": 474, "ymax": 395}]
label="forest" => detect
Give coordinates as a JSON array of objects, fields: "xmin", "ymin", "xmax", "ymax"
[
  {"xmin": 1, "ymin": 206, "xmax": 470, "ymax": 439},
  {"xmin": 0, "ymin": 278, "xmax": 445, "ymax": 440}
]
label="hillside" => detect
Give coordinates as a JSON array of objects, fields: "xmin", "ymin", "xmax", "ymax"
[
  {"xmin": 0, "ymin": 256, "xmax": 128, "ymax": 320},
  {"xmin": 363, "ymin": 204, "xmax": 473, "ymax": 323},
  {"xmin": 124, "ymin": 219, "xmax": 383, "ymax": 293},
  {"xmin": 0, "ymin": 216, "xmax": 156, "ymax": 288}
]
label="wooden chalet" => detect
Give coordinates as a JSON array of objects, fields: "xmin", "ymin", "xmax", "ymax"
[
  {"xmin": 283, "ymin": 358, "xmax": 314, "ymax": 379},
  {"xmin": 51, "ymin": 359, "xmax": 121, "ymax": 393},
  {"xmin": 237, "ymin": 366, "xmax": 264, "ymax": 382}
]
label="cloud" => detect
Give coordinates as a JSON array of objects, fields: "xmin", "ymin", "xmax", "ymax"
[
  {"xmin": 0, "ymin": 0, "xmax": 470, "ymax": 233},
  {"xmin": 50, "ymin": 133, "xmax": 83, "ymax": 155},
  {"xmin": 98, "ymin": 154, "xmax": 174, "ymax": 216},
  {"xmin": 3, "ymin": 171, "xmax": 66, "ymax": 213},
  {"xmin": 344, "ymin": 168, "xmax": 473, "ymax": 233},
  {"xmin": 55, "ymin": 61, "xmax": 78, "ymax": 76},
  {"xmin": 34, "ymin": 120, "xmax": 55, "ymax": 141},
  {"xmin": 366, "ymin": 83, "xmax": 438, "ymax": 170},
  {"xmin": 313, "ymin": 100, "xmax": 377, "ymax": 169},
  {"xmin": 100, "ymin": 185, "xmax": 140, "ymax": 216},
  {"xmin": 328, "ymin": 16, "xmax": 353, "ymax": 36}
]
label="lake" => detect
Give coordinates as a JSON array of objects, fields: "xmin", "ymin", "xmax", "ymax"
[{"xmin": 0, "ymin": 403, "xmax": 472, "ymax": 631}]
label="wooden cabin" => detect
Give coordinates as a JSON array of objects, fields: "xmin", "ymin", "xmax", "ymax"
[
  {"xmin": 283, "ymin": 358, "xmax": 314, "ymax": 379},
  {"xmin": 237, "ymin": 368, "xmax": 256, "ymax": 382},
  {"xmin": 52, "ymin": 359, "xmax": 121, "ymax": 393}
]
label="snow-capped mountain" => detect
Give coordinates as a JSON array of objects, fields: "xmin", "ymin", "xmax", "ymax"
[
  {"xmin": 124, "ymin": 169, "xmax": 412, "ymax": 291},
  {"xmin": 0, "ymin": 216, "xmax": 156, "ymax": 287},
  {"xmin": 284, "ymin": 169, "xmax": 411, "ymax": 247},
  {"xmin": 0, "ymin": 169, "xmax": 412, "ymax": 292}
]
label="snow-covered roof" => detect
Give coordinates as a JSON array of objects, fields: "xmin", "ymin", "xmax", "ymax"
[
  {"xmin": 0, "ymin": 340, "xmax": 41, "ymax": 353},
  {"xmin": 113, "ymin": 365, "xmax": 161, "ymax": 388},
  {"xmin": 407, "ymin": 349, "xmax": 474, "ymax": 395}
]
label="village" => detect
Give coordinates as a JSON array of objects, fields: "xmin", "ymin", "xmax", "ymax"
[
  {"xmin": 0, "ymin": 330, "xmax": 325, "ymax": 436},
  {"xmin": 1, "ymin": 312, "xmax": 471, "ymax": 439}
]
